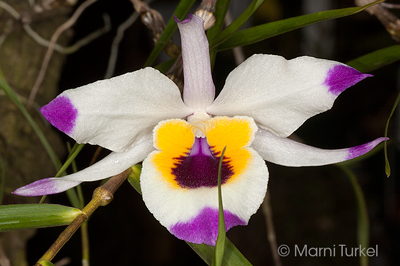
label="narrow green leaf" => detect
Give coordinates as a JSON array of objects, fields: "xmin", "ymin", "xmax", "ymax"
[
  {"xmin": 0, "ymin": 153, "xmax": 6, "ymax": 205},
  {"xmin": 207, "ymin": 0, "xmax": 231, "ymax": 66},
  {"xmin": 207, "ymin": 0, "xmax": 231, "ymax": 39},
  {"xmin": 212, "ymin": 147, "xmax": 227, "ymax": 266},
  {"xmin": 347, "ymin": 45, "xmax": 400, "ymax": 73},
  {"xmin": 0, "ymin": 76, "xmax": 61, "ymax": 170},
  {"xmin": 188, "ymin": 240, "xmax": 252, "ymax": 266},
  {"xmin": 143, "ymin": 0, "xmax": 196, "ymax": 67},
  {"xmin": 217, "ymin": 0, "xmax": 384, "ymax": 51},
  {"xmin": 37, "ymin": 260, "xmax": 56, "ymax": 266},
  {"xmin": 67, "ymin": 142, "xmax": 85, "ymax": 209},
  {"xmin": 383, "ymin": 92, "xmax": 400, "ymax": 177},
  {"xmin": 209, "ymin": 0, "xmax": 264, "ymax": 48},
  {"xmin": 39, "ymin": 143, "xmax": 85, "ymax": 208},
  {"xmin": 155, "ymin": 58, "xmax": 177, "ymax": 73},
  {"xmin": 127, "ymin": 164, "xmax": 142, "ymax": 194},
  {"xmin": 338, "ymin": 165, "xmax": 369, "ymax": 266},
  {"xmin": 56, "ymin": 143, "xmax": 85, "ymax": 178},
  {"xmin": 0, "ymin": 204, "xmax": 82, "ymax": 231}
]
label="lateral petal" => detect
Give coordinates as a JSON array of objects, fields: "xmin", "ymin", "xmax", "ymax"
[
  {"xmin": 252, "ymin": 129, "xmax": 388, "ymax": 167},
  {"xmin": 140, "ymin": 116, "xmax": 268, "ymax": 245},
  {"xmin": 13, "ymin": 134, "xmax": 154, "ymax": 196},
  {"xmin": 41, "ymin": 67, "xmax": 192, "ymax": 152},
  {"xmin": 207, "ymin": 54, "xmax": 371, "ymax": 137},
  {"xmin": 177, "ymin": 14, "xmax": 215, "ymax": 110}
]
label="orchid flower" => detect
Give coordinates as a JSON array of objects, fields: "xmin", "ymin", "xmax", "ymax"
[{"xmin": 14, "ymin": 15, "xmax": 386, "ymax": 246}]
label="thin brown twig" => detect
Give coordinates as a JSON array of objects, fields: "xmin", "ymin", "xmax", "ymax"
[
  {"xmin": 355, "ymin": 0, "xmax": 400, "ymax": 41},
  {"xmin": 131, "ymin": 0, "xmax": 165, "ymax": 44},
  {"xmin": 28, "ymin": 0, "xmax": 98, "ymax": 108},
  {"xmin": 23, "ymin": 14, "xmax": 111, "ymax": 54},
  {"xmin": 0, "ymin": 1, "xmax": 21, "ymax": 19},
  {"xmin": 381, "ymin": 2, "xmax": 400, "ymax": 9},
  {"xmin": 105, "ymin": 3, "xmax": 139, "ymax": 79},
  {"xmin": 262, "ymin": 193, "xmax": 282, "ymax": 266}
]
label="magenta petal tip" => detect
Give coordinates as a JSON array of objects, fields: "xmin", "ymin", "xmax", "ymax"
[
  {"xmin": 325, "ymin": 65, "xmax": 372, "ymax": 96},
  {"xmin": 12, "ymin": 178, "xmax": 60, "ymax": 197},
  {"xmin": 40, "ymin": 95, "xmax": 77, "ymax": 135},
  {"xmin": 175, "ymin": 14, "xmax": 193, "ymax": 24},
  {"xmin": 169, "ymin": 207, "xmax": 246, "ymax": 246},
  {"xmin": 13, "ymin": 178, "xmax": 82, "ymax": 197},
  {"xmin": 347, "ymin": 137, "xmax": 388, "ymax": 160}
]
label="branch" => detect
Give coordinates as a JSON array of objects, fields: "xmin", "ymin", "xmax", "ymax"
[
  {"xmin": 35, "ymin": 168, "xmax": 132, "ymax": 266},
  {"xmin": 28, "ymin": 0, "xmax": 98, "ymax": 108}
]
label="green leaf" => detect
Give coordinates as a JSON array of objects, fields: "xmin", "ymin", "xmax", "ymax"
[
  {"xmin": 37, "ymin": 260, "xmax": 56, "ymax": 266},
  {"xmin": 155, "ymin": 58, "xmax": 177, "ymax": 73},
  {"xmin": 217, "ymin": 0, "xmax": 384, "ymax": 51},
  {"xmin": 212, "ymin": 147, "xmax": 227, "ymax": 266},
  {"xmin": 338, "ymin": 166, "xmax": 369, "ymax": 266},
  {"xmin": 382, "ymin": 92, "xmax": 400, "ymax": 177},
  {"xmin": 127, "ymin": 164, "xmax": 142, "ymax": 194},
  {"xmin": 0, "ymin": 204, "xmax": 82, "ymax": 231},
  {"xmin": 188, "ymin": 240, "xmax": 252, "ymax": 266},
  {"xmin": 0, "ymin": 76, "xmax": 61, "ymax": 170},
  {"xmin": 209, "ymin": 0, "xmax": 264, "ymax": 48},
  {"xmin": 143, "ymin": 0, "xmax": 196, "ymax": 67},
  {"xmin": 207, "ymin": 0, "xmax": 231, "ymax": 66},
  {"xmin": 0, "ymin": 153, "xmax": 5, "ymax": 205},
  {"xmin": 56, "ymin": 143, "xmax": 85, "ymax": 178},
  {"xmin": 39, "ymin": 143, "xmax": 85, "ymax": 208},
  {"xmin": 347, "ymin": 45, "xmax": 400, "ymax": 73}
]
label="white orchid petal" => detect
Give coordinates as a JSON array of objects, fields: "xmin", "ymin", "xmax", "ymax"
[
  {"xmin": 13, "ymin": 134, "xmax": 154, "ymax": 196},
  {"xmin": 207, "ymin": 54, "xmax": 371, "ymax": 137},
  {"xmin": 177, "ymin": 14, "xmax": 215, "ymax": 110},
  {"xmin": 41, "ymin": 67, "xmax": 192, "ymax": 152},
  {"xmin": 252, "ymin": 129, "xmax": 387, "ymax": 166}
]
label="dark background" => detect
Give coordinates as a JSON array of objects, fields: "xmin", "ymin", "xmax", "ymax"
[{"xmin": 24, "ymin": 0, "xmax": 399, "ymax": 265}]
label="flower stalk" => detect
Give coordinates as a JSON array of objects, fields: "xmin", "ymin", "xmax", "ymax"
[{"xmin": 35, "ymin": 168, "xmax": 132, "ymax": 266}]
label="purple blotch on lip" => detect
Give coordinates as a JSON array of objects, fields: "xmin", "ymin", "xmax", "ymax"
[
  {"xmin": 325, "ymin": 65, "xmax": 372, "ymax": 96},
  {"xmin": 172, "ymin": 137, "xmax": 233, "ymax": 189},
  {"xmin": 40, "ymin": 95, "xmax": 77, "ymax": 135},
  {"xmin": 346, "ymin": 137, "xmax": 388, "ymax": 160},
  {"xmin": 170, "ymin": 207, "xmax": 246, "ymax": 246}
]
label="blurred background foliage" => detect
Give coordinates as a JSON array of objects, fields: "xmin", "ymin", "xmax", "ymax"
[{"xmin": 0, "ymin": 0, "xmax": 399, "ymax": 265}]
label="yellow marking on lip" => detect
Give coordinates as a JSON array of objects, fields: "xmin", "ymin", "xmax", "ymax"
[
  {"xmin": 152, "ymin": 119, "xmax": 195, "ymax": 189},
  {"xmin": 150, "ymin": 116, "xmax": 257, "ymax": 189},
  {"xmin": 205, "ymin": 116, "xmax": 255, "ymax": 183}
]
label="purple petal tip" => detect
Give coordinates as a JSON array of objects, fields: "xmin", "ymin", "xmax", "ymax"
[
  {"xmin": 12, "ymin": 178, "xmax": 59, "ymax": 197},
  {"xmin": 325, "ymin": 65, "xmax": 372, "ymax": 96},
  {"xmin": 170, "ymin": 207, "xmax": 246, "ymax": 246},
  {"xmin": 175, "ymin": 14, "xmax": 193, "ymax": 24},
  {"xmin": 347, "ymin": 137, "xmax": 388, "ymax": 160},
  {"xmin": 40, "ymin": 96, "xmax": 77, "ymax": 135}
]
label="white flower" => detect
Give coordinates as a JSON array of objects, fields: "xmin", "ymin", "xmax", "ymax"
[{"xmin": 14, "ymin": 15, "xmax": 386, "ymax": 246}]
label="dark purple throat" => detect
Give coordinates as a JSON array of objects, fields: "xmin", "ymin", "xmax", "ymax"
[{"xmin": 172, "ymin": 137, "xmax": 233, "ymax": 188}]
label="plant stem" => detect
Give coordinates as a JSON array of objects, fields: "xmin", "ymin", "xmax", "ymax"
[{"xmin": 35, "ymin": 168, "xmax": 131, "ymax": 266}]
